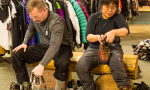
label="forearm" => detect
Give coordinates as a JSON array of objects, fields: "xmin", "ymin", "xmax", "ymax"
[
  {"xmin": 111, "ymin": 28, "xmax": 128, "ymax": 37},
  {"xmin": 87, "ymin": 34, "xmax": 100, "ymax": 42}
]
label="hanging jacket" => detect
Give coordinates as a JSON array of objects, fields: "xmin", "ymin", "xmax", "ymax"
[
  {"xmin": 127, "ymin": 0, "xmax": 132, "ymax": 19},
  {"xmin": 78, "ymin": 0, "xmax": 89, "ymax": 21},
  {"xmin": 46, "ymin": 0, "xmax": 53, "ymax": 11},
  {"xmin": 22, "ymin": 0, "xmax": 36, "ymax": 45},
  {"xmin": 80, "ymin": 0, "xmax": 90, "ymax": 15},
  {"xmin": 56, "ymin": 0, "xmax": 74, "ymax": 50},
  {"xmin": 56, "ymin": 2, "xmax": 65, "ymax": 20},
  {"xmin": 48, "ymin": 0, "xmax": 57, "ymax": 13},
  {"xmin": 131, "ymin": 0, "xmax": 139, "ymax": 16},
  {"xmin": 65, "ymin": 1, "xmax": 81, "ymax": 45},
  {"xmin": 69, "ymin": 0, "xmax": 87, "ymax": 43}
]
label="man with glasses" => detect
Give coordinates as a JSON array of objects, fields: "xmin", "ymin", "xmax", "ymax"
[
  {"xmin": 10, "ymin": 0, "xmax": 72, "ymax": 90},
  {"xmin": 75, "ymin": 0, "xmax": 134, "ymax": 90}
]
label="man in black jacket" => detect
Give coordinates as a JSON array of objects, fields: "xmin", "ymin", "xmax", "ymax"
[{"xmin": 10, "ymin": 0, "xmax": 72, "ymax": 89}]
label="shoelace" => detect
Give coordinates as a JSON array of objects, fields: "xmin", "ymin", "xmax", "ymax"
[
  {"xmin": 99, "ymin": 44, "xmax": 110, "ymax": 61},
  {"xmin": 101, "ymin": 46, "xmax": 110, "ymax": 59}
]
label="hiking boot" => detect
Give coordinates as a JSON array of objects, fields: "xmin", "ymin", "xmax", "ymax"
[
  {"xmin": 22, "ymin": 82, "xmax": 32, "ymax": 90},
  {"xmin": 98, "ymin": 38, "xmax": 110, "ymax": 64},
  {"xmin": 10, "ymin": 82, "xmax": 20, "ymax": 90}
]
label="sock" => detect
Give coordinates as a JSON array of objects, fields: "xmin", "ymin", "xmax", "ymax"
[{"xmin": 55, "ymin": 79, "xmax": 65, "ymax": 90}]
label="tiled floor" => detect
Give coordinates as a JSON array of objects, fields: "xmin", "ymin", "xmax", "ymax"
[{"xmin": 0, "ymin": 25, "xmax": 150, "ymax": 90}]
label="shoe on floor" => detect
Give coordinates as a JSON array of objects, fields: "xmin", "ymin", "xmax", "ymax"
[
  {"xmin": 76, "ymin": 80, "xmax": 84, "ymax": 90},
  {"xmin": 66, "ymin": 81, "xmax": 74, "ymax": 90},
  {"xmin": 22, "ymin": 82, "xmax": 32, "ymax": 90},
  {"xmin": 120, "ymin": 79, "xmax": 134, "ymax": 90},
  {"xmin": 10, "ymin": 82, "xmax": 20, "ymax": 90}
]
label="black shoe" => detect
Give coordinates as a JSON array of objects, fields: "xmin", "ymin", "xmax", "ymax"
[
  {"xmin": 10, "ymin": 82, "xmax": 20, "ymax": 90},
  {"xmin": 76, "ymin": 80, "xmax": 84, "ymax": 90},
  {"xmin": 22, "ymin": 82, "xmax": 32, "ymax": 90},
  {"xmin": 66, "ymin": 81, "xmax": 74, "ymax": 90}
]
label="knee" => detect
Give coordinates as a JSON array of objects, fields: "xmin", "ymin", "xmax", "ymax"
[
  {"xmin": 112, "ymin": 53, "xmax": 123, "ymax": 62},
  {"xmin": 75, "ymin": 60, "xmax": 87, "ymax": 73},
  {"xmin": 11, "ymin": 49, "xmax": 25, "ymax": 61},
  {"xmin": 57, "ymin": 61, "xmax": 70, "ymax": 69},
  {"xmin": 12, "ymin": 48, "xmax": 24, "ymax": 56}
]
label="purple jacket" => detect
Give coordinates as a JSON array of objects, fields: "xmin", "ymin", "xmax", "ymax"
[{"xmin": 22, "ymin": 0, "xmax": 36, "ymax": 45}]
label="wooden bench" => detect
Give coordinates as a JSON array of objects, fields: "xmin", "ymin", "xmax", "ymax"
[
  {"xmin": 138, "ymin": 6, "xmax": 150, "ymax": 12},
  {"xmin": 31, "ymin": 52, "xmax": 138, "ymax": 89}
]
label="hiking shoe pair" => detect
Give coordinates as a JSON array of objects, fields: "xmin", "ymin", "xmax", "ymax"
[
  {"xmin": 10, "ymin": 82, "xmax": 32, "ymax": 90},
  {"xmin": 98, "ymin": 37, "xmax": 110, "ymax": 64}
]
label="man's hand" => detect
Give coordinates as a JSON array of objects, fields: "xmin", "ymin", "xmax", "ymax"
[
  {"xmin": 32, "ymin": 64, "xmax": 44, "ymax": 76},
  {"xmin": 13, "ymin": 44, "xmax": 27, "ymax": 52}
]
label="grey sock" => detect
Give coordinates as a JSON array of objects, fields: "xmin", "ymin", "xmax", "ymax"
[{"xmin": 55, "ymin": 79, "xmax": 65, "ymax": 90}]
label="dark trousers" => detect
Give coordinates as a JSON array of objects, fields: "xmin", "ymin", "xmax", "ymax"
[
  {"xmin": 75, "ymin": 45, "xmax": 131, "ymax": 90},
  {"xmin": 11, "ymin": 44, "xmax": 72, "ymax": 84}
]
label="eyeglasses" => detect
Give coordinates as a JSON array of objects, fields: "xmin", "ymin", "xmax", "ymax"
[
  {"xmin": 29, "ymin": 9, "xmax": 43, "ymax": 20},
  {"xmin": 104, "ymin": 5, "xmax": 117, "ymax": 11},
  {"xmin": 30, "ymin": 14, "xmax": 40, "ymax": 20}
]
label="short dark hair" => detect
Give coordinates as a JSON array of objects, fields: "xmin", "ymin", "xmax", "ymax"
[{"xmin": 100, "ymin": 0, "xmax": 118, "ymax": 8}]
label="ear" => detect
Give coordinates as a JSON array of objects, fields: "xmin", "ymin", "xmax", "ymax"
[{"xmin": 43, "ymin": 7, "xmax": 47, "ymax": 12}]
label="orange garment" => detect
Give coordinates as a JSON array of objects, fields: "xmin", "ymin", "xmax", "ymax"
[{"xmin": 119, "ymin": 0, "xmax": 122, "ymax": 14}]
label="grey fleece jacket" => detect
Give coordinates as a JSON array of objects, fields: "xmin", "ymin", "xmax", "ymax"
[{"xmin": 22, "ymin": 10, "xmax": 70, "ymax": 67}]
